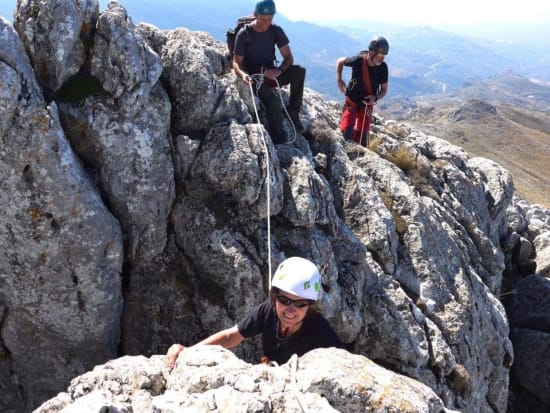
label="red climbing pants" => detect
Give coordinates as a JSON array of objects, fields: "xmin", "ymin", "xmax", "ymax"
[{"xmin": 339, "ymin": 98, "xmax": 373, "ymax": 147}]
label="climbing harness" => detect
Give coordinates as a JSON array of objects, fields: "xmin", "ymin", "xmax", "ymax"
[
  {"xmin": 358, "ymin": 53, "xmax": 375, "ymax": 148},
  {"xmin": 343, "ymin": 106, "xmax": 371, "ymax": 207},
  {"xmin": 245, "ymin": 71, "xmax": 298, "ymax": 290}
]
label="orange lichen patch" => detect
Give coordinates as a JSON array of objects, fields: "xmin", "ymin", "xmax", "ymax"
[
  {"xmin": 367, "ymin": 381, "xmax": 419, "ymax": 412},
  {"xmin": 69, "ymin": 206, "xmax": 80, "ymax": 219},
  {"xmin": 34, "ymin": 112, "xmax": 51, "ymax": 132},
  {"xmin": 28, "ymin": 207, "xmax": 41, "ymax": 223},
  {"xmin": 81, "ymin": 21, "xmax": 91, "ymax": 36}
]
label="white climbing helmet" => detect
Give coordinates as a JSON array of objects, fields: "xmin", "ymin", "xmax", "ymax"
[{"xmin": 272, "ymin": 257, "xmax": 321, "ymax": 301}]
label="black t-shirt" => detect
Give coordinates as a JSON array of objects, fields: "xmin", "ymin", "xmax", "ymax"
[
  {"xmin": 234, "ymin": 23, "xmax": 289, "ymax": 74},
  {"xmin": 237, "ymin": 300, "xmax": 343, "ymax": 364},
  {"xmin": 343, "ymin": 54, "xmax": 388, "ymax": 105}
]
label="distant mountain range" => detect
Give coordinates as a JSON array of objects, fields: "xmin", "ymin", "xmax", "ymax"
[
  {"xmin": 382, "ymin": 70, "xmax": 550, "ymax": 114},
  {"xmin": 2, "ymin": 0, "xmax": 548, "ymax": 101}
]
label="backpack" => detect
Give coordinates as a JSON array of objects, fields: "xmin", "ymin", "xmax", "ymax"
[{"xmin": 226, "ymin": 15, "xmax": 255, "ymax": 59}]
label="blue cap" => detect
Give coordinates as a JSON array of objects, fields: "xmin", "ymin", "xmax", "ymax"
[{"xmin": 255, "ymin": 0, "xmax": 276, "ymax": 15}]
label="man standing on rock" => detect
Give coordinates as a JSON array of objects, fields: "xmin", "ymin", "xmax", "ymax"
[
  {"xmin": 336, "ymin": 36, "xmax": 389, "ymax": 146},
  {"xmin": 232, "ymin": 0, "xmax": 306, "ymax": 144}
]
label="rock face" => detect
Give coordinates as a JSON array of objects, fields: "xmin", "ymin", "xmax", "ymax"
[
  {"xmin": 35, "ymin": 346, "xmax": 457, "ymax": 413},
  {"xmin": 13, "ymin": 0, "xmax": 99, "ymax": 95},
  {"xmin": 504, "ymin": 212, "xmax": 550, "ymax": 412},
  {"xmin": 0, "ymin": 9, "xmax": 123, "ymax": 411},
  {"xmin": 90, "ymin": 1, "xmax": 163, "ymax": 117},
  {"xmin": 0, "ymin": 1, "xmax": 549, "ymax": 412}
]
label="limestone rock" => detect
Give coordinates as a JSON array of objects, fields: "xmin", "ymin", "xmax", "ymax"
[
  {"xmin": 13, "ymin": 0, "xmax": 99, "ymax": 93},
  {"xmin": 91, "ymin": 1, "xmax": 162, "ymax": 116},
  {"xmin": 2, "ymin": 2, "xmax": 549, "ymax": 412},
  {"xmin": 534, "ymin": 231, "xmax": 550, "ymax": 276},
  {"xmin": 157, "ymin": 27, "xmax": 250, "ymax": 137},
  {"xmin": 510, "ymin": 328, "xmax": 550, "ymax": 408},
  {"xmin": 58, "ymin": 82, "xmax": 175, "ymax": 264},
  {"xmin": 35, "ymin": 347, "xmax": 459, "ymax": 413},
  {"xmin": 191, "ymin": 121, "xmax": 284, "ymax": 218},
  {"xmin": 1, "ymin": 15, "xmax": 123, "ymax": 412}
]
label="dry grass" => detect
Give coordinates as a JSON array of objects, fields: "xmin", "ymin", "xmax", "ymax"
[
  {"xmin": 390, "ymin": 146, "xmax": 416, "ymax": 173},
  {"xmin": 368, "ymin": 134, "xmax": 382, "ymax": 152},
  {"xmin": 449, "ymin": 364, "xmax": 473, "ymax": 398},
  {"xmin": 374, "ymin": 143, "xmax": 440, "ymax": 200}
]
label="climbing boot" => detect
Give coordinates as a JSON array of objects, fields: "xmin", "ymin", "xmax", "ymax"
[{"xmin": 288, "ymin": 108, "xmax": 304, "ymax": 132}]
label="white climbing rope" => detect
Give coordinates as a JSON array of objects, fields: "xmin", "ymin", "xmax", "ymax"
[
  {"xmin": 261, "ymin": 354, "xmax": 308, "ymax": 412},
  {"xmin": 273, "ymin": 76, "xmax": 298, "ymax": 146},
  {"xmin": 245, "ymin": 74, "xmax": 308, "ymax": 413},
  {"xmin": 359, "ymin": 105, "xmax": 370, "ymax": 148},
  {"xmin": 245, "ymin": 73, "xmax": 298, "ymax": 291},
  {"xmin": 289, "ymin": 353, "xmax": 309, "ymax": 413}
]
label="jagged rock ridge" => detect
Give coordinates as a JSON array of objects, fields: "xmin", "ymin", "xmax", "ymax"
[{"xmin": 0, "ymin": 1, "xmax": 549, "ymax": 412}]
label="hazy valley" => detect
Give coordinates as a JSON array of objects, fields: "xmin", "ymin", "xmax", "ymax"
[{"xmin": 380, "ymin": 72, "xmax": 550, "ymax": 208}]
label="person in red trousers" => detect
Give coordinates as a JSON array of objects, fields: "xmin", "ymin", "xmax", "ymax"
[{"xmin": 336, "ymin": 36, "xmax": 389, "ymax": 146}]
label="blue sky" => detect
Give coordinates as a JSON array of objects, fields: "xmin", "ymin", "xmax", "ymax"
[
  {"xmin": 2, "ymin": 0, "xmax": 550, "ymax": 26},
  {"xmin": 275, "ymin": 0, "xmax": 550, "ymax": 25},
  {"xmin": 2, "ymin": 0, "xmax": 549, "ymax": 43}
]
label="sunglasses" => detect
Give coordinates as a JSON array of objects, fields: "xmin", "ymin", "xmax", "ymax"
[{"xmin": 275, "ymin": 293, "xmax": 312, "ymax": 308}]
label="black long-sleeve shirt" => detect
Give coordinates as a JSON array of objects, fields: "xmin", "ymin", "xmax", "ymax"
[{"xmin": 238, "ymin": 300, "xmax": 343, "ymax": 364}]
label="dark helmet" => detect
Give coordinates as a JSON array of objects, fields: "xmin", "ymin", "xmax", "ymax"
[
  {"xmin": 368, "ymin": 36, "xmax": 389, "ymax": 55},
  {"xmin": 255, "ymin": 0, "xmax": 276, "ymax": 15}
]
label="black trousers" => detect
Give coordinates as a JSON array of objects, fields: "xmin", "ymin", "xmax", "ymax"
[{"xmin": 257, "ymin": 65, "xmax": 305, "ymax": 143}]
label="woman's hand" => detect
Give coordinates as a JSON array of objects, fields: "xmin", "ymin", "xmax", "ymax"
[{"xmin": 165, "ymin": 343, "xmax": 185, "ymax": 369}]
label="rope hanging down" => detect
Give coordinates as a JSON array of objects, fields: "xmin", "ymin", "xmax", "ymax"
[
  {"xmin": 289, "ymin": 354, "xmax": 309, "ymax": 413},
  {"xmin": 245, "ymin": 73, "xmax": 298, "ymax": 291},
  {"xmin": 359, "ymin": 106, "xmax": 370, "ymax": 148},
  {"xmin": 246, "ymin": 76, "xmax": 308, "ymax": 413}
]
